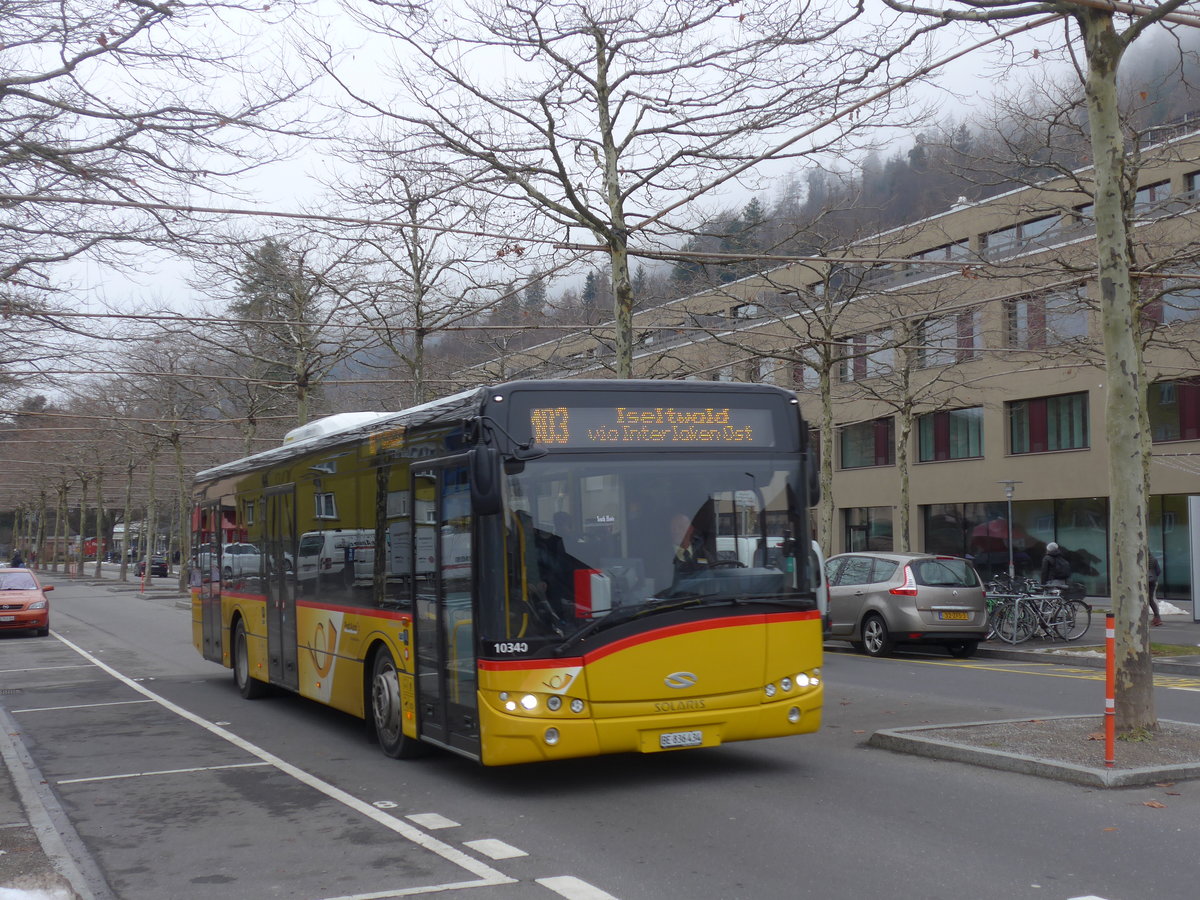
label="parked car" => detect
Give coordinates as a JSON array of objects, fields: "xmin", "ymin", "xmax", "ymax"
[
  {"xmin": 824, "ymin": 552, "xmax": 987, "ymax": 658},
  {"xmin": 0, "ymin": 568, "xmax": 54, "ymax": 637},
  {"xmin": 136, "ymin": 556, "xmax": 169, "ymax": 577}
]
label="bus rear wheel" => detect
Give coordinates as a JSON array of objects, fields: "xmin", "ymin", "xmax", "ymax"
[
  {"xmin": 370, "ymin": 647, "xmax": 427, "ymax": 759},
  {"xmin": 233, "ymin": 619, "xmax": 269, "ymax": 699}
]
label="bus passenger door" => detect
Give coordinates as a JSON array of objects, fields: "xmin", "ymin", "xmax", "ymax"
[
  {"xmin": 412, "ymin": 462, "xmax": 480, "ymax": 759},
  {"xmin": 265, "ymin": 485, "xmax": 299, "ymax": 691}
]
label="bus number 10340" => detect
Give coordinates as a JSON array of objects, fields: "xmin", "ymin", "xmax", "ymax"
[{"xmin": 493, "ymin": 642, "xmax": 530, "ymax": 654}]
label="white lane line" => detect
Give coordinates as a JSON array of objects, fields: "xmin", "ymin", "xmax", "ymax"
[
  {"xmin": 317, "ymin": 877, "xmax": 527, "ymax": 900},
  {"xmin": 58, "ymin": 762, "xmax": 271, "ymax": 785},
  {"xmin": 49, "ymin": 632, "xmax": 516, "ymax": 890},
  {"xmin": 406, "ymin": 813, "xmax": 460, "ymax": 829},
  {"xmin": 464, "ymin": 839, "xmax": 528, "ymax": 860},
  {"xmin": 13, "ymin": 699, "xmax": 155, "ymax": 714},
  {"xmin": 536, "ymin": 875, "xmax": 620, "ymax": 899},
  {"xmin": 0, "ymin": 665, "xmax": 95, "ymax": 674}
]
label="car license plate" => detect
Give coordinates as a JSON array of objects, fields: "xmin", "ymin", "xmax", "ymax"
[
  {"xmin": 0, "ymin": 615, "xmax": 14, "ymax": 622},
  {"xmin": 660, "ymin": 730, "xmax": 703, "ymax": 749},
  {"xmin": 938, "ymin": 611, "xmax": 969, "ymax": 621}
]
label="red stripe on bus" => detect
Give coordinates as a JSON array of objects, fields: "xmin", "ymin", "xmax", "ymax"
[
  {"xmin": 479, "ymin": 610, "xmax": 817, "ymax": 671},
  {"xmin": 295, "ymin": 599, "xmax": 412, "ymax": 622}
]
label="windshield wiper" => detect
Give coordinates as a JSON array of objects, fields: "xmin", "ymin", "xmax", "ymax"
[{"xmin": 553, "ymin": 595, "xmax": 732, "ymax": 656}]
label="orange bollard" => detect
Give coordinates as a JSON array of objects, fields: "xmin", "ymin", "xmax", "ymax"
[{"xmin": 1105, "ymin": 612, "xmax": 1115, "ymax": 767}]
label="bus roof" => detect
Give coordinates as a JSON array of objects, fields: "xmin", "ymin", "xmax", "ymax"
[{"xmin": 194, "ymin": 378, "xmax": 798, "ymax": 483}]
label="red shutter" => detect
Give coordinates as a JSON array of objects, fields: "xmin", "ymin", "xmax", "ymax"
[{"xmin": 1028, "ymin": 397, "xmax": 1048, "ymax": 452}]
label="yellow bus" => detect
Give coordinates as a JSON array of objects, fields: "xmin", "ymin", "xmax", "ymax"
[{"xmin": 191, "ymin": 379, "xmax": 823, "ymax": 765}]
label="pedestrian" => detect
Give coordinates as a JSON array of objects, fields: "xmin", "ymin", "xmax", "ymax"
[
  {"xmin": 1040, "ymin": 541, "xmax": 1071, "ymax": 587},
  {"xmin": 9, "ymin": 549, "xmax": 23, "ymax": 568},
  {"xmin": 1148, "ymin": 552, "xmax": 1162, "ymax": 627}
]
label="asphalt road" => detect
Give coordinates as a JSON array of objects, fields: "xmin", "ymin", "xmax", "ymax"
[{"xmin": 4, "ymin": 577, "xmax": 1199, "ymax": 900}]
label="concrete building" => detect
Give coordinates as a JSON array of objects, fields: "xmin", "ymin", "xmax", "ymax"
[{"xmin": 460, "ymin": 130, "xmax": 1200, "ymax": 601}]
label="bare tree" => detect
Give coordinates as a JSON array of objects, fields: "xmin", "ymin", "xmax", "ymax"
[
  {"xmin": 189, "ymin": 233, "xmax": 381, "ymax": 426},
  {"xmin": 1, "ymin": 2, "xmax": 318, "ymax": 301},
  {"xmin": 326, "ymin": 0, "xmax": 934, "ymax": 376},
  {"xmin": 882, "ymin": 0, "xmax": 1197, "ymax": 734}
]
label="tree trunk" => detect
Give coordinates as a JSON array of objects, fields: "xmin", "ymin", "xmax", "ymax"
[
  {"xmin": 1080, "ymin": 10, "xmax": 1156, "ymax": 731},
  {"xmin": 175, "ymin": 438, "xmax": 189, "ymax": 592},
  {"xmin": 94, "ymin": 471, "xmax": 104, "ymax": 578},
  {"xmin": 76, "ymin": 478, "xmax": 89, "ymax": 577},
  {"xmin": 54, "ymin": 486, "xmax": 67, "ymax": 573},
  {"xmin": 121, "ymin": 462, "xmax": 134, "ymax": 582}
]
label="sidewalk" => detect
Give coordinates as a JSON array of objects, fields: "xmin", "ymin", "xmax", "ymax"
[{"xmin": 974, "ymin": 597, "xmax": 1200, "ymax": 673}]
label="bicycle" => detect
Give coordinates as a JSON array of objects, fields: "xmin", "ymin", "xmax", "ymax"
[{"xmin": 990, "ymin": 590, "xmax": 1091, "ymax": 644}]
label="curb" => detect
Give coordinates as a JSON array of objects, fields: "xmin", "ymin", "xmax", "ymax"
[{"xmin": 869, "ymin": 716, "xmax": 1200, "ymax": 788}]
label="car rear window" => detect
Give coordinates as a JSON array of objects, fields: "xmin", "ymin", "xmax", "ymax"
[{"xmin": 911, "ymin": 558, "xmax": 978, "ymax": 588}]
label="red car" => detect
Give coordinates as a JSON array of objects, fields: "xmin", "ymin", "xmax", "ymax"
[{"xmin": 0, "ymin": 568, "xmax": 54, "ymax": 636}]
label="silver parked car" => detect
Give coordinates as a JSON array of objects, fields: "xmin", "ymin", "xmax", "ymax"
[{"xmin": 825, "ymin": 552, "xmax": 988, "ymax": 658}]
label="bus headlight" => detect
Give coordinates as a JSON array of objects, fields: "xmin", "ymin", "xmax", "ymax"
[
  {"xmin": 764, "ymin": 682, "xmax": 777, "ymax": 698},
  {"xmin": 520, "ymin": 694, "xmax": 538, "ymax": 710},
  {"xmin": 788, "ymin": 707, "xmax": 802, "ymax": 724},
  {"xmin": 780, "ymin": 677, "xmax": 793, "ymax": 692},
  {"xmin": 570, "ymin": 698, "xmax": 585, "ymax": 714},
  {"xmin": 795, "ymin": 673, "xmax": 811, "ymax": 688},
  {"xmin": 544, "ymin": 727, "xmax": 560, "ymax": 746},
  {"xmin": 546, "ymin": 695, "xmax": 562, "ymax": 712}
]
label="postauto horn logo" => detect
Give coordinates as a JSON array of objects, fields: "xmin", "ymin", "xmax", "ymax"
[{"xmin": 664, "ymin": 671, "xmax": 697, "ymax": 689}]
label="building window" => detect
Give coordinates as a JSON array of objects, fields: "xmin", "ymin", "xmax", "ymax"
[
  {"xmin": 315, "ymin": 492, "xmax": 338, "ymax": 519},
  {"xmin": 1148, "ymin": 378, "xmax": 1200, "ymax": 442},
  {"xmin": 983, "ymin": 215, "xmax": 1060, "ymax": 257},
  {"xmin": 911, "ymin": 239, "xmax": 972, "ymax": 262},
  {"xmin": 840, "ymin": 417, "xmax": 895, "ymax": 469},
  {"xmin": 1134, "ymin": 180, "xmax": 1171, "ymax": 215},
  {"xmin": 243, "ymin": 499, "xmax": 255, "ymax": 526},
  {"xmin": 1006, "ymin": 289, "xmax": 1088, "ymax": 349},
  {"xmin": 1009, "ymin": 392, "xmax": 1089, "ymax": 454},
  {"xmin": 918, "ymin": 310, "xmax": 979, "ymax": 367},
  {"xmin": 1144, "ymin": 286, "xmax": 1200, "ymax": 326},
  {"xmin": 918, "ymin": 407, "xmax": 984, "ymax": 461},
  {"xmin": 839, "ymin": 330, "xmax": 893, "ymax": 382}
]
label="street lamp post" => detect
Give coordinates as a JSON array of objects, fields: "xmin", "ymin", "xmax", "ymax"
[{"xmin": 998, "ymin": 480, "xmax": 1022, "ymax": 580}]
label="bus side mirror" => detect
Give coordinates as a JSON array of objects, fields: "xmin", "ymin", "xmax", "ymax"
[{"xmin": 470, "ymin": 445, "xmax": 502, "ymax": 516}]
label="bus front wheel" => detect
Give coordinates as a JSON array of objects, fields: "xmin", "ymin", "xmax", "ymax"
[
  {"xmin": 370, "ymin": 647, "xmax": 427, "ymax": 759},
  {"xmin": 233, "ymin": 619, "xmax": 269, "ymax": 699}
]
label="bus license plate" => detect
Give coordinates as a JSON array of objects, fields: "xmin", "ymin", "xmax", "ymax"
[
  {"xmin": 660, "ymin": 730, "xmax": 703, "ymax": 749},
  {"xmin": 938, "ymin": 611, "xmax": 969, "ymax": 621}
]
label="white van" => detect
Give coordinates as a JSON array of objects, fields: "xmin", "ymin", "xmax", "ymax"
[{"xmin": 297, "ymin": 530, "xmax": 379, "ymax": 589}]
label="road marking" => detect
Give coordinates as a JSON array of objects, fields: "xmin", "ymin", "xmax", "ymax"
[
  {"xmin": 0, "ymin": 664, "xmax": 95, "ymax": 674},
  {"xmin": 537, "ymin": 876, "xmax": 620, "ymax": 899},
  {"xmin": 904, "ymin": 657, "xmax": 1200, "ymax": 691},
  {"xmin": 48, "ymin": 631, "xmax": 517, "ymax": 891},
  {"xmin": 12, "ymin": 699, "xmax": 155, "ymax": 714},
  {"xmin": 407, "ymin": 813, "xmax": 460, "ymax": 829},
  {"xmin": 58, "ymin": 762, "xmax": 271, "ymax": 785},
  {"xmin": 464, "ymin": 838, "xmax": 528, "ymax": 860}
]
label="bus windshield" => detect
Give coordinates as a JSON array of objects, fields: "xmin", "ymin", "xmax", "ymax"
[{"xmin": 485, "ymin": 454, "xmax": 811, "ymax": 652}]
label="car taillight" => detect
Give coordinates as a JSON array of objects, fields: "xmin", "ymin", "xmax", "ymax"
[{"xmin": 889, "ymin": 565, "xmax": 919, "ymax": 596}]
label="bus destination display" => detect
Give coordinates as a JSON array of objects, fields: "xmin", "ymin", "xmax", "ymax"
[{"xmin": 529, "ymin": 405, "xmax": 775, "ymax": 448}]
